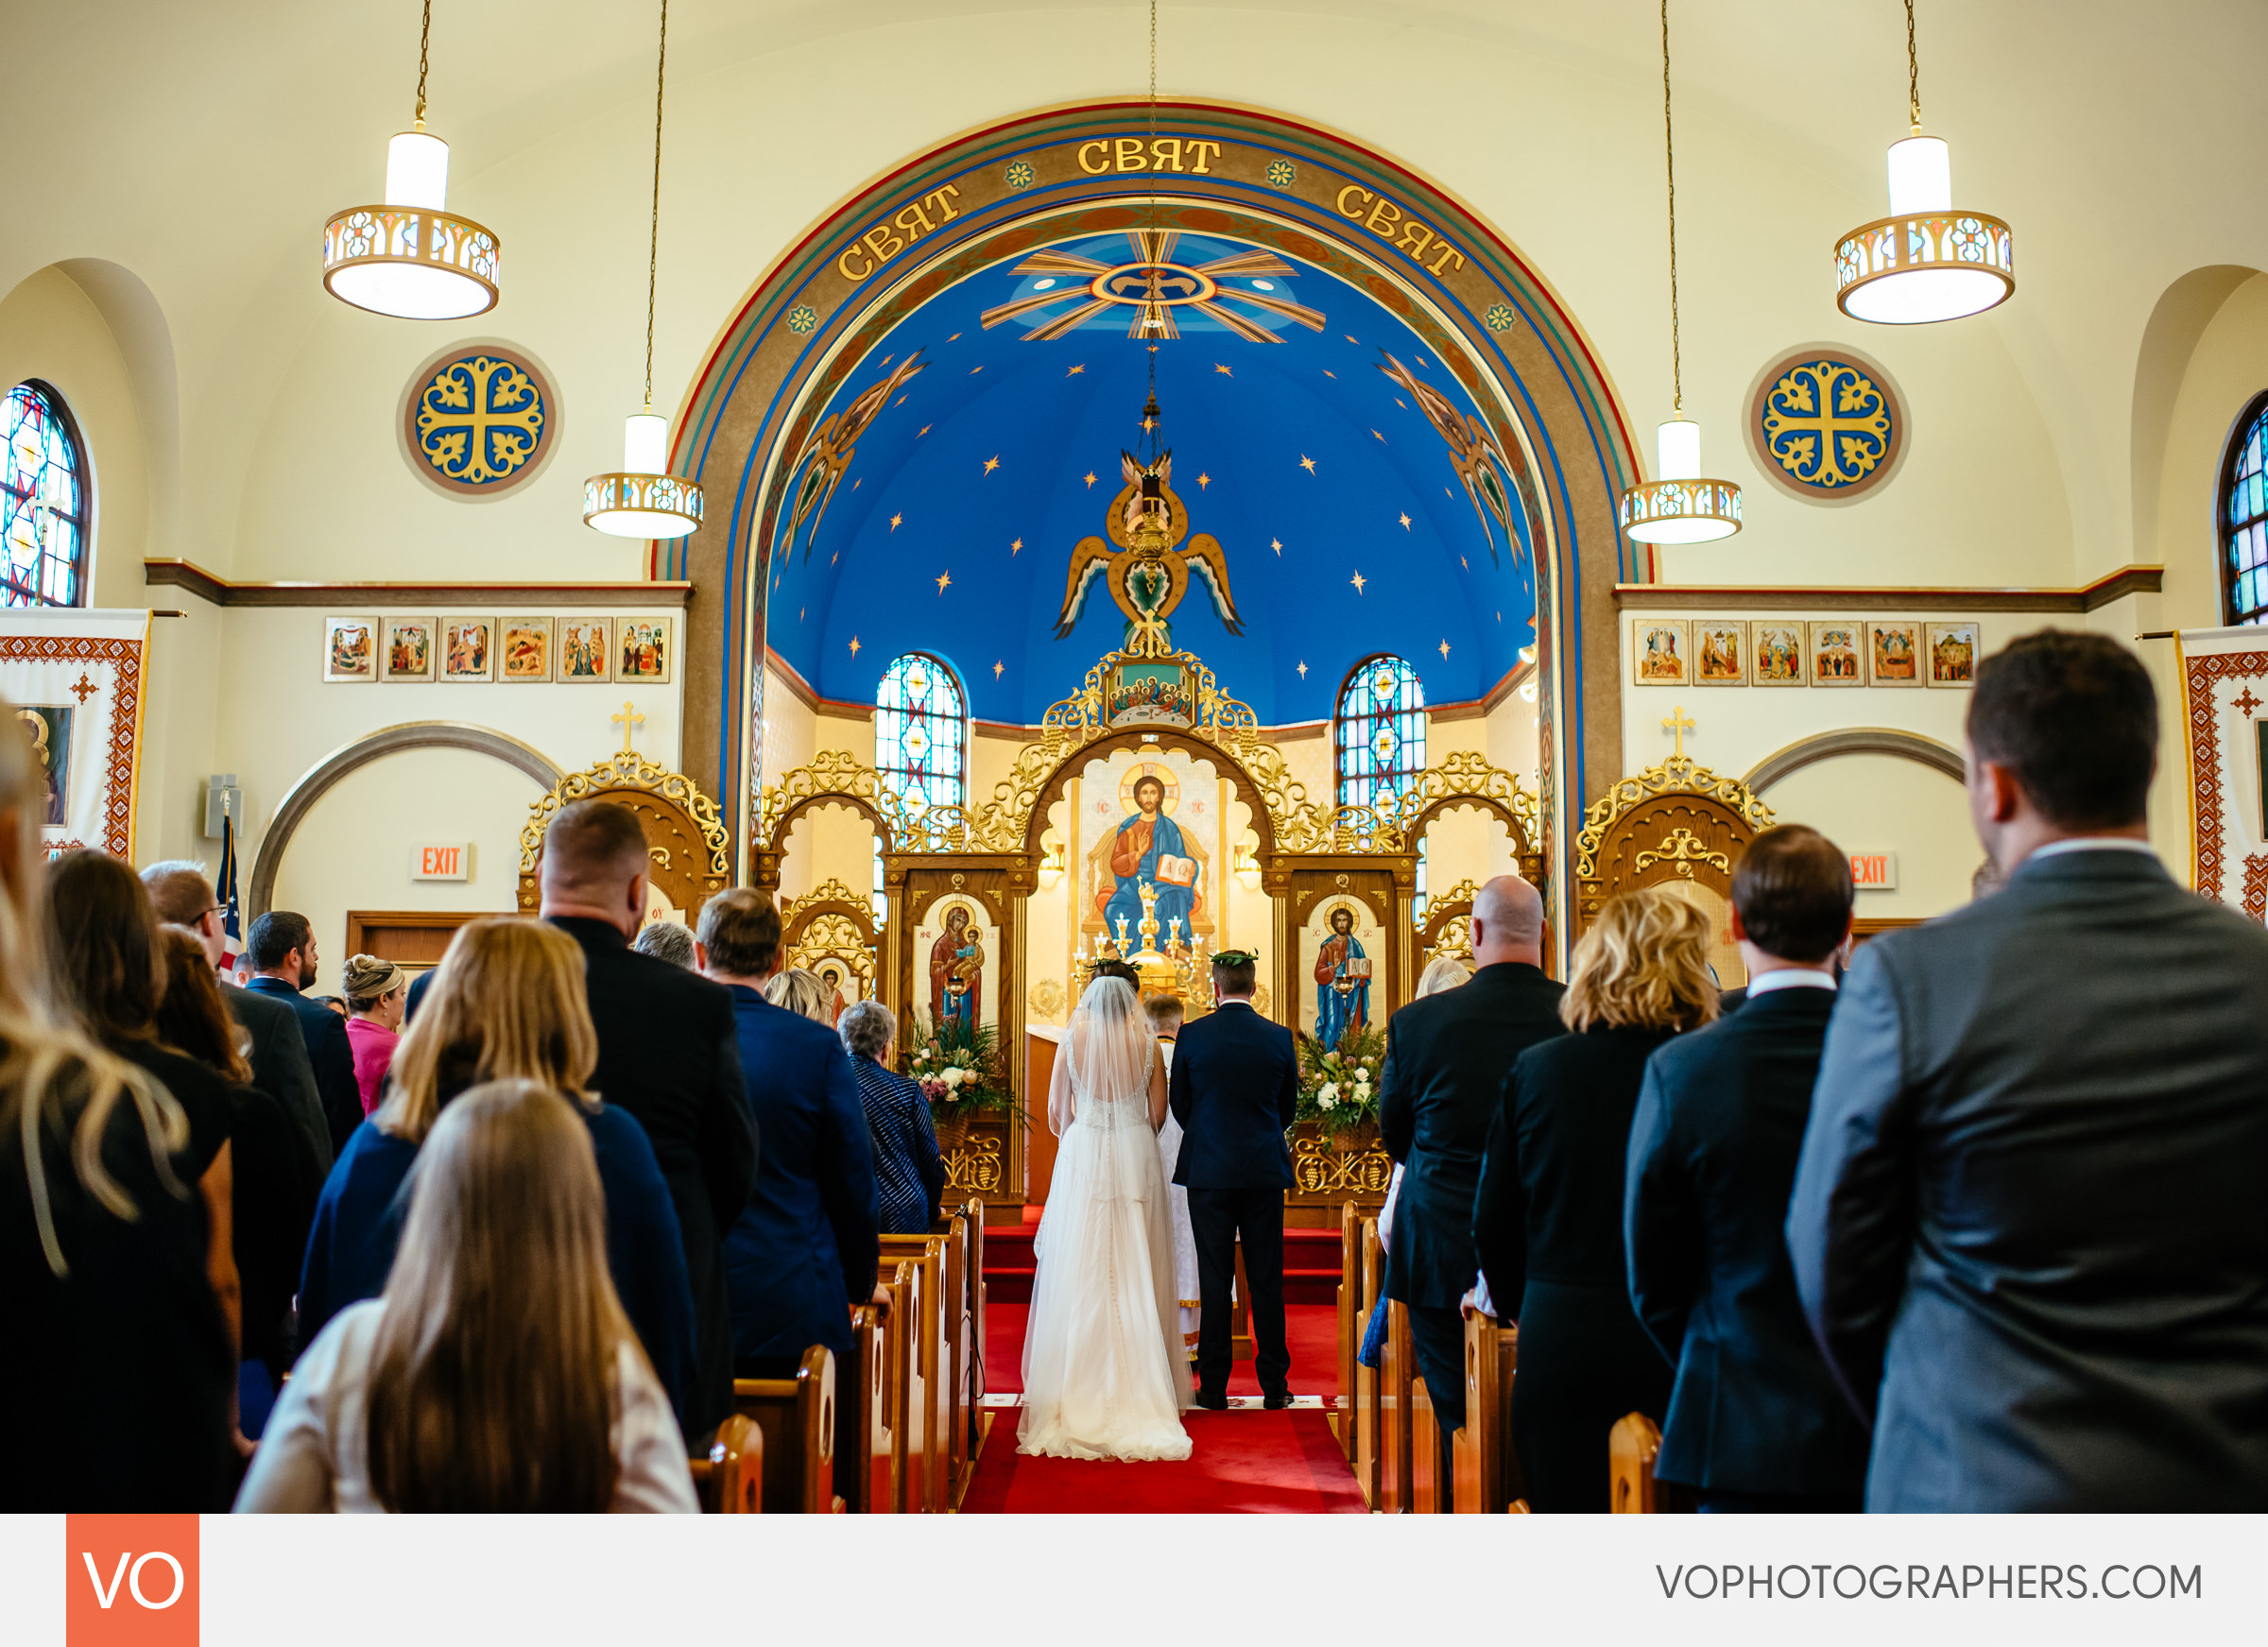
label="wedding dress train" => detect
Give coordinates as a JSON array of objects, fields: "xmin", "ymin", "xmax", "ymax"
[{"xmin": 1018, "ymin": 979, "xmax": 1193, "ymax": 1462}]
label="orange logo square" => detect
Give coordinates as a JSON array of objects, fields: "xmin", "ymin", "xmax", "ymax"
[{"xmin": 65, "ymin": 1516, "xmax": 198, "ymax": 1647}]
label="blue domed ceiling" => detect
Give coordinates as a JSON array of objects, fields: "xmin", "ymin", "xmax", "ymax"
[{"xmin": 765, "ymin": 229, "xmax": 1539, "ymax": 725}]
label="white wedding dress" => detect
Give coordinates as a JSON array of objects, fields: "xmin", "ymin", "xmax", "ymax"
[{"xmin": 1018, "ymin": 978, "xmax": 1194, "ymax": 1461}]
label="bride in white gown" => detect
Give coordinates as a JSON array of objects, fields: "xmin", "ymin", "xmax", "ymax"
[{"xmin": 1018, "ymin": 975, "xmax": 1193, "ymax": 1461}]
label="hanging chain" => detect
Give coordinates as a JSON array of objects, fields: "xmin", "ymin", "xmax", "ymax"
[
  {"xmin": 1905, "ymin": 0, "xmax": 1922, "ymax": 131},
  {"xmin": 414, "ymin": 0, "xmax": 432, "ymax": 127},
  {"xmin": 644, "ymin": 0, "xmax": 669, "ymax": 412},
  {"xmin": 1660, "ymin": 0, "xmax": 1681, "ymax": 415},
  {"xmin": 1145, "ymin": 0, "xmax": 1160, "ymax": 414}
]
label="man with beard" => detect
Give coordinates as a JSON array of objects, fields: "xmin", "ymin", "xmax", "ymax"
[{"xmin": 244, "ymin": 911, "xmax": 363, "ymax": 1157}]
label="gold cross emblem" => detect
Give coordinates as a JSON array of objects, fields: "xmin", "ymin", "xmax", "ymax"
[
  {"xmin": 414, "ymin": 355, "xmax": 544, "ymax": 485},
  {"xmin": 1761, "ymin": 361, "xmax": 1892, "ymax": 489}
]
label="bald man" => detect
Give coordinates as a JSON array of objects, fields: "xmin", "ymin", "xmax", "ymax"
[
  {"xmin": 1379, "ymin": 874, "xmax": 1564, "ymax": 1435},
  {"xmin": 541, "ymin": 799, "xmax": 756, "ymax": 1440}
]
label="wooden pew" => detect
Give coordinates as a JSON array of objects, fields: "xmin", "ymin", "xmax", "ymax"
[
  {"xmin": 688, "ymin": 1413, "xmax": 763, "ymax": 1513},
  {"xmin": 1333, "ymin": 1201, "xmax": 1359, "ymax": 1461},
  {"xmin": 1609, "ymin": 1412, "xmax": 1666, "ymax": 1513},
  {"xmin": 871, "ymin": 1260, "xmax": 915, "ymax": 1512},
  {"xmin": 1353, "ymin": 1217, "xmax": 1383, "ymax": 1508},
  {"xmin": 732, "ymin": 1346, "xmax": 841, "ymax": 1513},
  {"xmin": 1410, "ymin": 1367, "xmax": 1447, "ymax": 1511},
  {"xmin": 839, "ymin": 1296, "xmax": 886, "ymax": 1513},
  {"xmin": 1380, "ymin": 1299, "xmax": 1414, "ymax": 1512},
  {"xmin": 878, "ymin": 1225, "xmax": 953, "ymax": 1512},
  {"xmin": 1452, "ymin": 1309, "xmax": 1521, "ymax": 1513}
]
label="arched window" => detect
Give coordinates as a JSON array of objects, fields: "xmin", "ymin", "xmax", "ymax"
[
  {"xmin": 2222, "ymin": 392, "xmax": 2268, "ymax": 626},
  {"xmin": 1336, "ymin": 655, "xmax": 1426, "ymax": 813},
  {"xmin": 4, "ymin": 381, "xmax": 90, "ymax": 609},
  {"xmin": 875, "ymin": 652, "xmax": 967, "ymax": 812}
]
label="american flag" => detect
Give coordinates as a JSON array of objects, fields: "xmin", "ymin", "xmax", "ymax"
[{"xmin": 215, "ymin": 798, "xmax": 243, "ymax": 966}]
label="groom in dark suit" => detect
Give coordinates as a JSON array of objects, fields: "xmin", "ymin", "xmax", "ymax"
[{"xmin": 1170, "ymin": 951, "xmax": 1299, "ymax": 1409}]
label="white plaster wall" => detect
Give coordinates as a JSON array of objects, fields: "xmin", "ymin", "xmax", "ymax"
[
  {"xmin": 1757, "ymin": 754, "xmax": 1984, "ymax": 921},
  {"xmin": 268, "ymin": 748, "xmax": 545, "ymax": 994}
]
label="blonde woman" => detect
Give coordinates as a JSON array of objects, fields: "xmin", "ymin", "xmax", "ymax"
[
  {"xmin": 1474, "ymin": 886, "xmax": 1714, "ymax": 1511},
  {"xmin": 340, "ymin": 953, "xmax": 407, "ymax": 1117},
  {"xmin": 237, "ymin": 1080, "xmax": 696, "ymax": 1512},
  {"xmin": 296, "ymin": 919, "xmax": 696, "ymax": 1435},
  {"xmin": 0, "ymin": 715, "xmax": 232, "ymax": 1508},
  {"xmin": 762, "ymin": 966, "xmax": 834, "ymax": 1024}
]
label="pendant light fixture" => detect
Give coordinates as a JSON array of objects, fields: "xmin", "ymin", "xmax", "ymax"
[
  {"xmin": 1834, "ymin": 0, "xmax": 2014, "ymax": 323},
  {"xmin": 585, "ymin": 0, "xmax": 704, "ymax": 540},
  {"xmin": 1620, "ymin": 0, "xmax": 1741, "ymax": 547},
  {"xmin": 320, "ymin": 2, "xmax": 501, "ymax": 319}
]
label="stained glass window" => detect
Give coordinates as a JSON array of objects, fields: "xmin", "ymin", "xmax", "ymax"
[
  {"xmin": 1336, "ymin": 655, "xmax": 1426, "ymax": 812},
  {"xmin": 2223, "ymin": 393, "xmax": 2268, "ymax": 626},
  {"xmin": 4, "ymin": 382, "xmax": 90, "ymax": 609},
  {"xmin": 876, "ymin": 652, "xmax": 967, "ymax": 813}
]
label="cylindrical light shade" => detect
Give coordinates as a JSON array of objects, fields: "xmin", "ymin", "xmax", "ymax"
[
  {"xmin": 1657, "ymin": 419, "xmax": 1702, "ymax": 481},
  {"xmin": 623, "ymin": 412, "xmax": 669, "ymax": 474},
  {"xmin": 384, "ymin": 131, "xmax": 450, "ymax": 209},
  {"xmin": 1885, "ymin": 134, "xmax": 1951, "ymax": 214},
  {"xmin": 584, "ymin": 412, "xmax": 704, "ymax": 540},
  {"xmin": 1622, "ymin": 418, "xmax": 1742, "ymax": 543},
  {"xmin": 322, "ymin": 127, "xmax": 500, "ymax": 320},
  {"xmin": 1836, "ymin": 137, "xmax": 2014, "ymax": 325}
]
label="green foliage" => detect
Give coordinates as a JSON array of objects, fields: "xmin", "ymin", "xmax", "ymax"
[{"xmin": 1293, "ymin": 1021, "xmax": 1388, "ymax": 1136}]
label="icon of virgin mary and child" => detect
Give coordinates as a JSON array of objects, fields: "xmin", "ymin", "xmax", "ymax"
[{"xmin": 1099, "ymin": 773, "xmax": 1199, "ymax": 946}]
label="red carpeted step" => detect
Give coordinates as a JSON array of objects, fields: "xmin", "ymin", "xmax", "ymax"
[{"xmin": 985, "ymin": 1224, "xmax": 1349, "ymax": 1305}]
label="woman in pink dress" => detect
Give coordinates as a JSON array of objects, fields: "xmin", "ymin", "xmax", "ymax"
[{"xmin": 341, "ymin": 955, "xmax": 409, "ymax": 1116}]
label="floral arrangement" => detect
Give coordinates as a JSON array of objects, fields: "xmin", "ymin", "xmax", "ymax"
[
  {"xmin": 903, "ymin": 1016, "xmax": 1016, "ymax": 1120},
  {"xmin": 1294, "ymin": 1021, "xmax": 1389, "ymax": 1137}
]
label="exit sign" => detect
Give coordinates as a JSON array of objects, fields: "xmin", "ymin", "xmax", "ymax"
[
  {"xmin": 412, "ymin": 842, "xmax": 472, "ymax": 882},
  {"xmin": 1850, "ymin": 851, "xmax": 1898, "ymax": 891}
]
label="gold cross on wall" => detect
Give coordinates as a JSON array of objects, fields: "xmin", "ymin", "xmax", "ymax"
[
  {"xmin": 1663, "ymin": 705, "xmax": 1695, "ymax": 759},
  {"xmin": 612, "ymin": 701, "xmax": 644, "ymax": 753}
]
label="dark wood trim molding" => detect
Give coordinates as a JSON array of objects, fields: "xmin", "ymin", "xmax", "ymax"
[
  {"xmin": 1744, "ymin": 727, "xmax": 1966, "ymax": 795},
  {"xmin": 146, "ymin": 558, "xmax": 692, "ymax": 609},
  {"xmin": 1612, "ymin": 564, "xmax": 2163, "ymax": 614},
  {"xmin": 249, "ymin": 723, "xmax": 564, "ymax": 921}
]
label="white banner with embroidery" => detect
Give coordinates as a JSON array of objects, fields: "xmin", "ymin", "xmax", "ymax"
[
  {"xmin": 0, "ymin": 608, "xmax": 152, "ymax": 860},
  {"xmin": 2179, "ymin": 625, "xmax": 2268, "ymax": 922}
]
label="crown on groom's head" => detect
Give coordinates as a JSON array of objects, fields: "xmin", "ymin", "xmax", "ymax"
[{"xmin": 1210, "ymin": 950, "xmax": 1259, "ymax": 968}]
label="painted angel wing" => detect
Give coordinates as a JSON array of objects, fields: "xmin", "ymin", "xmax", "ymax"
[
  {"xmin": 1183, "ymin": 533, "xmax": 1244, "ymax": 636},
  {"xmin": 1055, "ymin": 537, "xmax": 1116, "ymax": 638}
]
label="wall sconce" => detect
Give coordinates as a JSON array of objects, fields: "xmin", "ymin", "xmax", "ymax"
[
  {"xmin": 1039, "ymin": 840, "xmax": 1066, "ymax": 888},
  {"xmin": 1233, "ymin": 844, "xmax": 1262, "ymax": 891}
]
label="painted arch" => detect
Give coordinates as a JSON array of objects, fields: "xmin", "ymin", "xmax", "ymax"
[{"xmin": 661, "ymin": 100, "xmax": 1643, "ymax": 933}]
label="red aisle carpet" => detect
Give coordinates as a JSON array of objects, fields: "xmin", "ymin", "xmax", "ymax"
[{"xmin": 963, "ymin": 1300, "xmax": 1365, "ymax": 1513}]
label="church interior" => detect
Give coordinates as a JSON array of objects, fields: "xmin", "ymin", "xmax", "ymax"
[{"xmin": 8, "ymin": 0, "xmax": 2268, "ymax": 1534}]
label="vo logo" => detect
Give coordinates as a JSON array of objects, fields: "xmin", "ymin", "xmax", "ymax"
[{"xmin": 65, "ymin": 1517, "xmax": 198, "ymax": 1646}]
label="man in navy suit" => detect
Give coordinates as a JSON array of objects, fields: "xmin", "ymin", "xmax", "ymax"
[
  {"xmin": 242, "ymin": 909, "xmax": 363, "ymax": 1158},
  {"xmin": 1625, "ymin": 825, "xmax": 1870, "ymax": 1511},
  {"xmin": 698, "ymin": 886, "xmax": 878, "ymax": 1500},
  {"xmin": 1169, "ymin": 950, "xmax": 1298, "ymax": 1408}
]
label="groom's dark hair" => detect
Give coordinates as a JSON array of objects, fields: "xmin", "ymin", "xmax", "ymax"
[{"xmin": 1211, "ymin": 952, "xmax": 1257, "ymax": 997}]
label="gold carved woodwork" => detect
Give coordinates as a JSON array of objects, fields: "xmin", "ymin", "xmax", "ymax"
[
  {"xmin": 1633, "ymin": 827, "xmax": 1729, "ymax": 880},
  {"xmin": 1026, "ymin": 978, "xmax": 1068, "ymax": 1024},
  {"xmin": 781, "ymin": 876, "xmax": 868, "ymax": 918},
  {"xmin": 1290, "ymin": 1128, "xmax": 1394, "ymax": 1197},
  {"xmin": 934, "ymin": 1120, "xmax": 1006, "ymax": 1195},
  {"xmin": 1421, "ymin": 878, "xmax": 1480, "ymax": 969},
  {"xmin": 517, "ymin": 748, "xmax": 731, "ymax": 917},
  {"xmin": 1572, "ymin": 752, "xmax": 1773, "ymax": 933}
]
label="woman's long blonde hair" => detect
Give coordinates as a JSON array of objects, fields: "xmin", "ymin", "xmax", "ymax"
[
  {"xmin": 1560, "ymin": 887, "xmax": 1719, "ymax": 1034},
  {"xmin": 0, "ymin": 711, "xmax": 181, "ymax": 1276},
  {"xmin": 376, "ymin": 919, "xmax": 597, "ymax": 1144},
  {"xmin": 364, "ymin": 1079, "xmax": 640, "ymax": 1512}
]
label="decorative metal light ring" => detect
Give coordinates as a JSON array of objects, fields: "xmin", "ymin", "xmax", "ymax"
[
  {"xmin": 1618, "ymin": 478, "xmax": 1743, "ymax": 536},
  {"xmin": 1833, "ymin": 210, "xmax": 2015, "ymax": 318},
  {"xmin": 321, "ymin": 204, "xmax": 502, "ymax": 317},
  {"xmin": 581, "ymin": 472, "xmax": 705, "ymax": 531},
  {"xmin": 1572, "ymin": 753, "xmax": 1774, "ymax": 882}
]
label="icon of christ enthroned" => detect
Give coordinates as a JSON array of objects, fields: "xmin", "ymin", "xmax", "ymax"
[{"xmin": 1055, "ymin": 449, "xmax": 1242, "ymax": 649}]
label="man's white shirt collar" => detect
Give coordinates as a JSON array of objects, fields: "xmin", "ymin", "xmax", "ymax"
[
  {"xmin": 1745, "ymin": 968, "xmax": 1838, "ymax": 997},
  {"xmin": 2027, "ymin": 836, "xmax": 2158, "ymax": 863}
]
